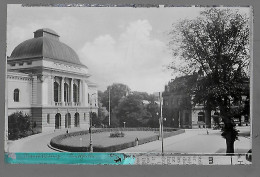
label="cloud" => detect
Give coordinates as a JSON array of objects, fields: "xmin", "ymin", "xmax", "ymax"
[{"xmin": 79, "ymin": 19, "xmax": 172, "ymax": 93}]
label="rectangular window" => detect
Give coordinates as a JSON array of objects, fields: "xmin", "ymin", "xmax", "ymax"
[
  {"xmin": 27, "ymin": 62, "xmax": 32, "ymax": 65},
  {"xmin": 19, "ymin": 63, "xmax": 23, "ymax": 66}
]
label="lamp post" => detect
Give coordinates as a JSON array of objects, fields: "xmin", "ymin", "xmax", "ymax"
[
  {"xmin": 159, "ymin": 92, "xmax": 164, "ymax": 154},
  {"xmin": 108, "ymin": 88, "xmax": 111, "ymax": 127},
  {"xmin": 178, "ymin": 110, "xmax": 181, "ymax": 128},
  {"xmin": 123, "ymin": 122, "xmax": 126, "ymax": 128},
  {"xmin": 89, "ymin": 93, "xmax": 96, "ymax": 152},
  {"xmin": 89, "ymin": 113, "xmax": 93, "ymax": 152},
  {"xmin": 177, "ymin": 98, "xmax": 181, "ymax": 128},
  {"xmin": 241, "ymin": 95, "xmax": 248, "ymax": 126},
  {"xmin": 157, "ymin": 112, "xmax": 161, "ymax": 138}
]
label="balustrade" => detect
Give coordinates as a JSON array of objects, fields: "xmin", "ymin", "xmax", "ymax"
[
  {"xmin": 55, "ymin": 102, "xmax": 62, "ymax": 106},
  {"xmin": 64, "ymin": 102, "xmax": 72, "ymax": 106},
  {"xmin": 54, "ymin": 101, "xmax": 81, "ymax": 107},
  {"xmin": 74, "ymin": 102, "xmax": 81, "ymax": 106}
]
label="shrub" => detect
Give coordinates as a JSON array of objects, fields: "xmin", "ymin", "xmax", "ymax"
[
  {"xmin": 8, "ymin": 111, "xmax": 33, "ymax": 140},
  {"xmin": 110, "ymin": 131, "xmax": 125, "ymax": 138}
]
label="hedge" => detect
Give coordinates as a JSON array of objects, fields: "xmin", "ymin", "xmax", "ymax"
[{"xmin": 50, "ymin": 128, "xmax": 185, "ymax": 152}]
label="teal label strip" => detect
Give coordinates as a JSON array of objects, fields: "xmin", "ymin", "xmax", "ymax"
[{"xmin": 5, "ymin": 152, "xmax": 136, "ymax": 165}]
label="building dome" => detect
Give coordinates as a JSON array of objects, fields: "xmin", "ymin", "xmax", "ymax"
[{"xmin": 9, "ymin": 28, "xmax": 85, "ymax": 66}]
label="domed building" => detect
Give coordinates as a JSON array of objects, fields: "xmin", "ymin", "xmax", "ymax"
[{"xmin": 6, "ymin": 28, "xmax": 98, "ymax": 133}]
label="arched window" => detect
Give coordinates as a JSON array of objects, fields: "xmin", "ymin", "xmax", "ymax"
[
  {"xmin": 55, "ymin": 113, "xmax": 61, "ymax": 129},
  {"xmin": 54, "ymin": 82, "xmax": 59, "ymax": 102},
  {"xmin": 74, "ymin": 113, "xmax": 80, "ymax": 127},
  {"xmin": 64, "ymin": 83, "xmax": 69, "ymax": 102},
  {"xmin": 73, "ymin": 84, "xmax": 78, "ymax": 102},
  {"xmin": 198, "ymin": 112, "xmax": 205, "ymax": 122},
  {"xmin": 13, "ymin": 89, "xmax": 20, "ymax": 102},
  {"xmin": 47, "ymin": 114, "xmax": 50, "ymax": 124}
]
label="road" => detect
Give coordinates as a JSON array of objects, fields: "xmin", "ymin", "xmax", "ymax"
[
  {"xmin": 6, "ymin": 126, "xmax": 251, "ymax": 153},
  {"xmin": 6, "ymin": 128, "xmax": 84, "ymax": 152}
]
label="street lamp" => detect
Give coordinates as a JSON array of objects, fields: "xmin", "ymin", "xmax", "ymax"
[
  {"xmin": 108, "ymin": 88, "xmax": 111, "ymax": 127},
  {"xmin": 241, "ymin": 95, "xmax": 248, "ymax": 125},
  {"xmin": 156, "ymin": 112, "xmax": 161, "ymax": 138},
  {"xmin": 177, "ymin": 98, "xmax": 181, "ymax": 128},
  {"xmin": 159, "ymin": 92, "xmax": 164, "ymax": 154},
  {"xmin": 123, "ymin": 122, "xmax": 126, "ymax": 128},
  {"xmin": 89, "ymin": 93, "xmax": 97, "ymax": 152}
]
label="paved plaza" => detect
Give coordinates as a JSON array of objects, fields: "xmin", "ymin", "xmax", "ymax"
[
  {"xmin": 6, "ymin": 126, "xmax": 251, "ymax": 153},
  {"xmin": 118, "ymin": 127, "xmax": 251, "ymax": 154}
]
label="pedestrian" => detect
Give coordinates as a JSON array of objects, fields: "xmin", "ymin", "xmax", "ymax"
[{"xmin": 135, "ymin": 137, "xmax": 139, "ymax": 146}]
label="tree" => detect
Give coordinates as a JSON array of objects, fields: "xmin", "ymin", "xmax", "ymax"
[
  {"xmin": 169, "ymin": 8, "xmax": 250, "ymax": 154},
  {"xmin": 97, "ymin": 90, "xmax": 109, "ymax": 126},
  {"xmin": 8, "ymin": 111, "xmax": 32, "ymax": 140},
  {"xmin": 90, "ymin": 112, "xmax": 101, "ymax": 127},
  {"xmin": 147, "ymin": 101, "xmax": 160, "ymax": 128},
  {"xmin": 101, "ymin": 83, "xmax": 131, "ymax": 112},
  {"xmin": 100, "ymin": 83, "xmax": 131, "ymax": 127},
  {"xmin": 116, "ymin": 93, "xmax": 147, "ymax": 127}
]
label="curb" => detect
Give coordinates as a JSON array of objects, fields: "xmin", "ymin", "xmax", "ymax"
[{"xmin": 47, "ymin": 144, "xmax": 68, "ymax": 152}]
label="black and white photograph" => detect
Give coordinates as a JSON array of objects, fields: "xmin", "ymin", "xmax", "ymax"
[{"xmin": 4, "ymin": 4, "xmax": 252, "ymax": 165}]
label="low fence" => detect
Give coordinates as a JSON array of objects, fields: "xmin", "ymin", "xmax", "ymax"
[{"xmin": 50, "ymin": 128, "xmax": 185, "ymax": 152}]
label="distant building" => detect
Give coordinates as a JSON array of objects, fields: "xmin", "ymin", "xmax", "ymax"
[
  {"xmin": 6, "ymin": 28, "xmax": 98, "ymax": 133},
  {"xmin": 162, "ymin": 74, "xmax": 207, "ymax": 128},
  {"xmin": 162, "ymin": 71, "xmax": 250, "ymax": 129}
]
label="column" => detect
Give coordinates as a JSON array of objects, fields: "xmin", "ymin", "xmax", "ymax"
[
  {"xmin": 79, "ymin": 80, "xmax": 83, "ymax": 106},
  {"xmin": 71, "ymin": 112, "xmax": 75, "ymax": 127},
  {"xmin": 70, "ymin": 78, "xmax": 73, "ymax": 104},
  {"xmin": 61, "ymin": 77, "xmax": 64, "ymax": 105},
  {"xmin": 50, "ymin": 76, "xmax": 54, "ymax": 105},
  {"xmin": 32, "ymin": 75, "xmax": 38, "ymax": 105},
  {"xmin": 82, "ymin": 80, "xmax": 85, "ymax": 107},
  {"xmin": 61, "ymin": 113, "xmax": 65, "ymax": 128}
]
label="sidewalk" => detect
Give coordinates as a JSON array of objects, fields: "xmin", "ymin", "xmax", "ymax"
[
  {"xmin": 118, "ymin": 127, "xmax": 251, "ymax": 154},
  {"xmin": 6, "ymin": 128, "xmax": 84, "ymax": 152}
]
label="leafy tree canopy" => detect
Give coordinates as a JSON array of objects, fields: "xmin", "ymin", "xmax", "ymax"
[
  {"xmin": 168, "ymin": 8, "xmax": 251, "ymax": 153},
  {"xmin": 101, "ymin": 83, "xmax": 131, "ymax": 111},
  {"xmin": 116, "ymin": 93, "xmax": 147, "ymax": 127},
  {"xmin": 169, "ymin": 8, "xmax": 250, "ymax": 111}
]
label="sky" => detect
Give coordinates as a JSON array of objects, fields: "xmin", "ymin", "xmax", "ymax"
[{"xmin": 6, "ymin": 5, "xmax": 250, "ymax": 93}]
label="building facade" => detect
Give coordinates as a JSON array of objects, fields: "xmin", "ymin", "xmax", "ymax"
[
  {"xmin": 7, "ymin": 28, "xmax": 98, "ymax": 133},
  {"xmin": 162, "ymin": 71, "xmax": 250, "ymax": 129},
  {"xmin": 162, "ymin": 74, "xmax": 212, "ymax": 129}
]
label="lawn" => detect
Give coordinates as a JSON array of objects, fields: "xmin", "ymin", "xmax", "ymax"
[{"xmin": 60, "ymin": 131, "xmax": 159, "ymax": 147}]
